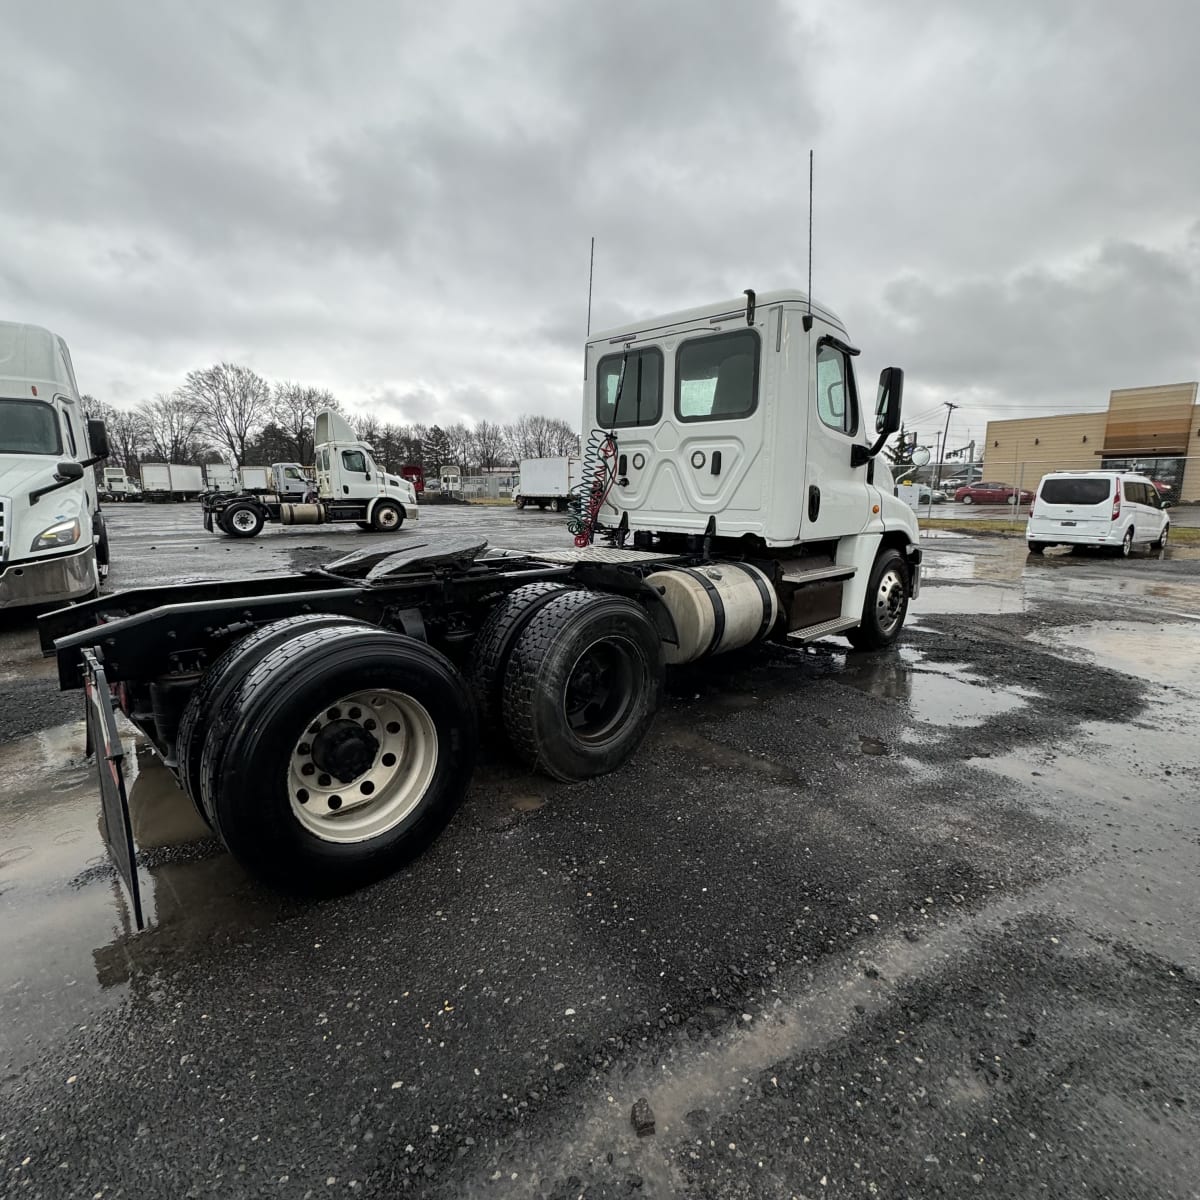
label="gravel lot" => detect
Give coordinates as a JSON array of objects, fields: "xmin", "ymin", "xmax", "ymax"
[{"xmin": 2, "ymin": 503, "xmax": 1199, "ymax": 1199}]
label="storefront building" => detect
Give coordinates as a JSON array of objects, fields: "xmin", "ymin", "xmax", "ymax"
[{"xmin": 982, "ymin": 382, "xmax": 1200, "ymax": 502}]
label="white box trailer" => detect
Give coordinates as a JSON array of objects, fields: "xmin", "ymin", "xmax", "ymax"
[
  {"xmin": 141, "ymin": 463, "xmax": 203, "ymax": 501},
  {"xmin": 240, "ymin": 466, "xmax": 270, "ymax": 492},
  {"xmin": 204, "ymin": 463, "xmax": 238, "ymax": 492},
  {"xmin": 514, "ymin": 456, "xmax": 580, "ymax": 511}
]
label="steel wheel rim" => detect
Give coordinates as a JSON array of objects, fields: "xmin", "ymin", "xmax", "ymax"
[
  {"xmin": 377, "ymin": 505, "xmax": 399, "ymax": 529},
  {"xmin": 562, "ymin": 636, "xmax": 638, "ymax": 746},
  {"xmin": 231, "ymin": 508, "xmax": 257, "ymax": 532},
  {"xmin": 875, "ymin": 567, "xmax": 906, "ymax": 636},
  {"xmin": 287, "ymin": 688, "xmax": 438, "ymax": 842}
]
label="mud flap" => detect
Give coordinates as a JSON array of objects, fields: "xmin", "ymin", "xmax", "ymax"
[{"xmin": 82, "ymin": 648, "xmax": 144, "ymax": 930}]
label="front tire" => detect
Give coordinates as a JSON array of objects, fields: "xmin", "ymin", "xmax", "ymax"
[
  {"xmin": 960, "ymin": 494, "xmax": 974, "ymax": 505},
  {"xmin": 1155, "ymin": 525, "xmax": 1169, "ymax": 551},
  {"xmin": 199, "ymin": 626, "xmax": 476, "ymax": 892},
  {"xmin": 94, "ymin": 514, "xmax": 110, "ymax": 580},
  {"xmin": 502, "ymin": 590, "xmax": 663, "ymax": 781},
  {"xmin": 371, "ymin": 500, "xmax": 404, "ymax": 532},
  {"xmin": 847, "ymin": 548, "xmax": 910, "ymax": 651}
]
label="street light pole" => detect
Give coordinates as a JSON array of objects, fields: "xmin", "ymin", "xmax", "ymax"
[{"xmin": 936, "ymin": 402, "xmax": 959, "ymax": 490}]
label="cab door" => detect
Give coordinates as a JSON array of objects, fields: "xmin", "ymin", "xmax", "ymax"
[
  {"xmin": 337, "ymin": 447, "xmax": 374, "ymax": 499},
  {"xmin": 802, "ymin": 339, "xmax": 870, "ymax": 540}
]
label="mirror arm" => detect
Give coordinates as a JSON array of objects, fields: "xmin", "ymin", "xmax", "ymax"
[{"xmin": 29, "ymin": 476, "xmax": 76, "ymax": 506}]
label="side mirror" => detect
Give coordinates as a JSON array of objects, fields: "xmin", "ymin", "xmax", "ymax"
[
  {"xmin": 1162, "ymin": 500, "xmax": 1172, "ymax": 509},
  {"xmin": 853, "ymin": 367, "xmax": 906, "ymax": 466},
  {"xmin": 875, "ymin": 367, "xmax": 904, "ymax": 436},
  {"xmin": 55, "ymin": 460, "xmax": 85, "ymax": 483},
  {"xmin": 87, "ymin": 419, "xmax": 110, "ymax": 460}
]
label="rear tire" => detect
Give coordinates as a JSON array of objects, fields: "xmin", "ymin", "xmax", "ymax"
[
  {"xmin": 371, "ymin": 500, "xmax": 404, "ymax": 532},
  {"xmin": 1027, "ymin": 542, "xmax": 1046, "ymax": 555},
  {"xmin": 554, "ymin": 498, "xmax": 568, "ymax": 513},
  {"xmin": 1120, "ymin": 528, "xmax": 1134, "ymax": 558},
  {"xmin": 961, "ymin": 495, "xmax": 974, "ymax": 505},
  {"xmin": 515, "ymin": 497, "xmax": 526, "ymax": 510},
  {"xmin": 200, "ymin": 626, "xmax": 476, "ymax": 892},
  {"xmin": 225, "ymin": 502, "xmax": 265, "ymax": 538},
  {"xmin": 176, "ymin": 614, "xmax": 371, "ymax": 825},
  {"xmin": 467, "ymin": 582, "xmax": 573, "ymax": 736},
  {"xmin": 847, "ymin": 549, "xmax": 910, "ymax": 651},
  {"xmin": 501, "ymin": 590, "xmax": 663, "ymax": 781}
]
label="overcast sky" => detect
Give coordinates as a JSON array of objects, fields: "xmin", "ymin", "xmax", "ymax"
[{"xmin": 3, "ymin": 0, "xmax": 1198, "ymax": 452}]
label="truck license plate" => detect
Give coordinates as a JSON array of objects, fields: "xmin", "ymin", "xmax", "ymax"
[{"xmin": 1060, "ymin": 521, "xmax": 1077, "ymax": 526}]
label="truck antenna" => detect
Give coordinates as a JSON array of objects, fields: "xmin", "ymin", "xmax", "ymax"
[
  {"xmin": 586, "ymin": 236, "xmax": 595, "ymax": 337},
  {"xmin": 804, "ymin": 149, "xmax": 814, "ymax": 332}
]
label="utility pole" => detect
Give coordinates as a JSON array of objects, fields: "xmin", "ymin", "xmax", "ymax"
[{"xmin": 936, "ymin": 402, "xmax": 959, "ymax": 490}]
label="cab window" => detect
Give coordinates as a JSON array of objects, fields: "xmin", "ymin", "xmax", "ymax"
[
  {"xmin": 342, "ymin": 450, "xmax": 367, "ymax": 474},
  {"xmin": 675, "ymin": 329, "xmax": 759, "ymax": 422},
  {"xmin": 815, "ymin": 343, "xmax": 858, "ymax": 435},
  {"xmin": 597, "ymin": 347, "xmax": 663, "ymax": 428},
  {"xmin": 284, "ymin": 466, "xmax": 303, "ymax": 480}
]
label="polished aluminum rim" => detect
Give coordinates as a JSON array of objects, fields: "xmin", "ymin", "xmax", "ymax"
[
  {"xmin": 875, "ymin": 567, "xmax": 906, "ymax": 636},
  {"xmin": 287, "ymin": 688, "xmax": 437, "ymax": 843}
]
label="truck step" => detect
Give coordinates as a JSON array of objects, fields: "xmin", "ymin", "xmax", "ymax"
[
  {"xmin": 791, "ymin": 616, "xmax": 859, "ymax": 642},
  {"xmin": 779, "ymin": 563, "xmax": 857, "ymax": 585}
]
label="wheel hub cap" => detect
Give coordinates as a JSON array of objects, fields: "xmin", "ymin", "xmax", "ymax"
[{"xmin": 310, "ymin": 719, "xmax": 379, "ymax": 782}]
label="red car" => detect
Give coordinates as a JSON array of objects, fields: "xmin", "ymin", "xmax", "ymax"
[{"xmin": 954, "ymin": 481, "xmax": 1035, "ymax": 505}]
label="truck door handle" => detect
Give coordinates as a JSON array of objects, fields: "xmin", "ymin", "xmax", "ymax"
[
  {"xmin": 808, "ymin": 485, "xmax": 820, "ymax": 521},
  {"xmin": 618, "ymin": 453, "xmax": 627, "ymax": 476},
  {"xmin": 711, "ymin": 451, "xmax": 722, "ymax": 476}
]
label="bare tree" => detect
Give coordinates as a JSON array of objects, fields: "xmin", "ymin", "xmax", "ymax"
[
  {"xmin": 352, "ymin": 412, "xmax": 382, "ymax": 447},
  {"xmin": 505, "ymin": 414, "xmax": 556, "ymax": 461},
  {"xmin": 138, "ymin": 392, "xmax": 205, "ymax": 463},
  {"xmin": 472, "ymin": 419, "xmax": 508, "ymax": 471},
  {"xmin": 547, "ymin": 418, "xmax": 581, "ymax": 457},
  {"xmin": 273, "ymin": 383, "xmax": 338, "ymax": 464},
  {"xmin": 182, "ymin": 363, "xmax": 270, "ymax": 467},
  {"xmin": 443, "ymin": 423, "xmax": 475, "ymax": 472},
  {"xmin": 106, "ymin": 406, "xmax": 150, "ymax": 471}
]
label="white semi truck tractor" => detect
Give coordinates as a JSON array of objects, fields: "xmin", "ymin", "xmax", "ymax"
[
  {"xmin": 41, "ymin": 289, "xmax": 919, "ymax": 912},
  {"xmin": 201, "ymin": 410, "xmax": 418, "ymax": 537},
  {"xmin": 1, "ymin": 321, "xmax": 110, "ymax": 610}
]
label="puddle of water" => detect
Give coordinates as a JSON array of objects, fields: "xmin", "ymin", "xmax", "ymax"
[
  {"xmin": 1029, "ymin": 620, "xmax": 1200, "ymax": 690},
  {"xmin": 838, "ymin": 647, "xmax": 1029, "ymax": 727},
  {"xmin": 0, "ymin": 719, "xmax": 280, "ymax": 1070},
  {"xmin": 914, "ymin": 583, "xmax": 1025, "ymax": 616}
]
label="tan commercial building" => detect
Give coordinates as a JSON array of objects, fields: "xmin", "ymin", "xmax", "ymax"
[{"xmin": 982, "ymin": 382, "xmax": 1200, "ymax": 503}]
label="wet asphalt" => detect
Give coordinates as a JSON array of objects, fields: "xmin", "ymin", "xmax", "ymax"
[{"xmin": 2, "ymin": 503, "xmax": 1199, "ymax": 1199}]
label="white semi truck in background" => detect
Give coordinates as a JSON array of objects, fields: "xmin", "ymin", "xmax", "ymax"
[
  {"xmin": 201, "ymin": 410, "xmax": 418, "ymax": 537},
  {"xmin": 0, "ymin": 321, "xmax": 110, "ymax": 609},
  {"xmin": 100, "ymin": 467, "xmax": 142, "ymax": 501},
  {"xmin": 513, "ymin": 455, "xmax": 581, "ymax": 511},
  {"xmin": 204, "ymin": 463, "xmax": 238, "ymax": 492},
  {"xmin": 141, "ymin": 463, "xmax": 204, "ymax": 502}
]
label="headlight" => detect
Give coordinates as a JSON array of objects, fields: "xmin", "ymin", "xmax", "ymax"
[{"xmin": 31, "ymin": 518, "xmax": 82, "ymax": 551}]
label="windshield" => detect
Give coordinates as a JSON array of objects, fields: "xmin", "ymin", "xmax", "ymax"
[
  {"xmin": 1040, "ymin": 477, "xmax": 1111, "ymax": 505},
  {"xmin": 0, "ymin": 399, "xmax": 63, "ymax": 455}
]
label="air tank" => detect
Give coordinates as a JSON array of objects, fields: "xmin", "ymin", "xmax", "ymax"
[{"xmin": 644, "ymin": 563, "xmax": 779, "ymax": 664}]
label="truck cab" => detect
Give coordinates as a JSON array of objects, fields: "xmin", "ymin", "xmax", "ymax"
[
  {"xmin": 312, "ymin": 410, "xmax": 418, "ymax": 525},
  {"xmin": 584, "ymin": 290, "xmax": 919, "ymax": 640},
  {"xmin": 0, "ymin": 322, "xmax": 109, "ymax": 609},
  {"xmin": 271, "ymin": 462, "xmax": 310, "ymax": 499}
]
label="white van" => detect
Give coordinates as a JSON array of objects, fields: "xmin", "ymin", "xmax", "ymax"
[{"xmin": 1027, "ymin": 471, "xmax": 1170, "ymax": 556}]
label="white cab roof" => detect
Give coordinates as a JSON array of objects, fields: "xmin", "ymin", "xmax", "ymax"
[{"xmin": 588, "ymin": 290, "xmax": 847, "ymax": 346}]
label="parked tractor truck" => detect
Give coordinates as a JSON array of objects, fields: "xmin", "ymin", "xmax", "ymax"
[
  {"xmin": 201, "ymin": 411, "xmax": 418, "ymax": 537},
  {"xmin": 40, "ymin": 289, "xmax": 919, "ymax": 918},
  {"xmin": 1, "ymin": 321, "xmax": 111, "ymax": 609}
]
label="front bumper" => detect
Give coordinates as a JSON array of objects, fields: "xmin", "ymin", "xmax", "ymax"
[
  {"xmin": 404, "ymin": 503, "xmax": 420, "ymax": 522},
  {"xmin": 0, "ymin": 546, "xmax": 96, "ymax": 610}
]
